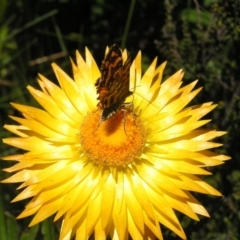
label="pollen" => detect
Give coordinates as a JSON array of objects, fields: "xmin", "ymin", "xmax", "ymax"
[{"xmin": 80, "ymin": 110, "xmax": 146, "ymax": 166}]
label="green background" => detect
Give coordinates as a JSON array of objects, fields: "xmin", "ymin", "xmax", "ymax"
[{"xmin": 0, "ymin": 0, "xmax": 239, "ymax": 239}]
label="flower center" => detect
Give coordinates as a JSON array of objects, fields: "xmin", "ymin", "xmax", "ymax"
[{"xmin": 80, "ymin": 109, "xmax": 146, "ymax": 166}]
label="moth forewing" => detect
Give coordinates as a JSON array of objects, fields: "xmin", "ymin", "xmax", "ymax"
[{"xmin": 94, "ymin": 44, "xmax": 134, "ymax": 133}]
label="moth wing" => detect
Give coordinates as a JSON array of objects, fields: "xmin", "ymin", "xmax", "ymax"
[
  {"xmin": 101, "ymin": 54, "xmax": 132, "ymax": 108},
  {"xmin": 97, "ymin": 44, "xmax": 123, "ymax": 90}
]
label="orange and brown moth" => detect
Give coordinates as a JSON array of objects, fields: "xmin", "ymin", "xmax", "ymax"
[{"xmin": 95, "ymin": 44, "xmax": 132, "ymax": 122}]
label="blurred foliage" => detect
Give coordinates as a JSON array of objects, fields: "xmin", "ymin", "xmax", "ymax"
[{"xmin": 1, "ymin": 0, "xmax": 240, "ymax": 239}]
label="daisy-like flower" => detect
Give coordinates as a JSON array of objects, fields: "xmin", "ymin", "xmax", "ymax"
[{"xmin": 2, "ymin": 45, "xmax": 230, "ymax": 240}]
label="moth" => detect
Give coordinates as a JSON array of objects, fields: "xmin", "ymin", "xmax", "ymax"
[{"xmin": 95, "ymin": 44, "xmax": 132, "ymax": 123}]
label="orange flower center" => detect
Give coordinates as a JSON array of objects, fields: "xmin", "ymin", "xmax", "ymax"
[{"xmin": 80, "ymin": 110, "xmax": 146, "ymax": 166}]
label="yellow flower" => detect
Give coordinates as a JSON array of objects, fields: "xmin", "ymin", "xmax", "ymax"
[{"xmin": 2, "ymin": 46, "xmax": 230, "ymax": 240}]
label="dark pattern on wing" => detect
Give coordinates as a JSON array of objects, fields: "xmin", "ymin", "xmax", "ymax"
[
  {"xmin": 95, "ymin": 44, "xmax": 132, "ymax": 122},
  {"xmin": 101, "ymin": 56, "xmax": 132, "ymax": 108},
  {"xmin": 95, "ymin": 44, "xmax": 123, "ymax": 99}
]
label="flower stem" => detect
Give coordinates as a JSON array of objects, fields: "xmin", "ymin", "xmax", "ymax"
[{"xmin": 121, "ymin": 0, "xmax": 136, "ymax": 48}]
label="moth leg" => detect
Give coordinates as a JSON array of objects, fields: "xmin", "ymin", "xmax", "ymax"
[
  {"xmin": 121, "ymin": 108, "xmax": 129, "ymax": 136},
  {"xmin": 92, "ymin": 108, "xmax": 99, "ymax": 113},
  {"xmin": 92, "ymin": 110, "xmax": 103, "ymax": 134},
  {"xmin": 120, "ymin": 102, "xmax": 135, "ymax": 136},
  {"xmin": 122, "ymin": 102, "xmax": 139, "ymax": 128}
]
